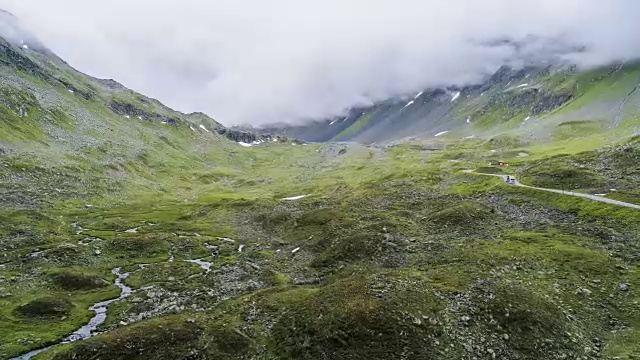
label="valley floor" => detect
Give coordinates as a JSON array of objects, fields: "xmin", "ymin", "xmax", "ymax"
[{"xmin": 1, "ymin": 137, "xmax": 640, "ymax": 360}]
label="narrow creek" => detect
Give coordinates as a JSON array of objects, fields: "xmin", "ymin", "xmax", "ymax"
[
  {"xmin": 12, "ymin": 240, "xmax": 218, "ymax": 359},
  {"xmin": 185, "ymin": 259, "xmax": 213, "ymax": 273},
  {"xmin": 11, "ymin": 268, "xmax": 132, "ymax": 360}
]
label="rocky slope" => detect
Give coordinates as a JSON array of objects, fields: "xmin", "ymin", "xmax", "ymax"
[{"xmin": 247, "ymin": 62, "xmax": 640, "ymax": 145}]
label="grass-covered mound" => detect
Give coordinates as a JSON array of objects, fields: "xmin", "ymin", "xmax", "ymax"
[
  {"xmin": 518, "ymin": 154, "xmax": 607, "ymax": 190},
  {"xmin": 269, "ymin": 273, "xmax": 445, "ymax": 359},
  {"xmin": 48, "ymin": 269, "xmax": 109, "ymax": 291},
  {"xmin": 43, "ymin": 266, "xmax": 605, "ymax": 360},
  {"xmin": 427, "ymin": 202, "xmax": 497, "ymax": 229},
  {"xmin": 517, "ymin": 144, "xmax": 639, "ymax": 193},
  {"xmin": 15, "ymin": 297, "xmax": 73, "ymax": 319},
  {"xmin": 48, "ymin": 316, "xmax": 203, "ymax": 360}
]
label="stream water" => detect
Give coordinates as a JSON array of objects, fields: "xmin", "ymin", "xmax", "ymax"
[
  {"xmin": 11, "ymin": 268, "xmax": 132, "ymax": 360},
  {"xmin": 12, "ymin": 248, "xmax": 217, "ymax": 360},
  {"xmin": 185, "ymin": 259, "xmax": 213, "ymax": 273}
]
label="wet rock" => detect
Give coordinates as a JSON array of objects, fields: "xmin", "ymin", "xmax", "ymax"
[
  {"xmin": 619, "ymin": 283, "xmax": 630, "ymax": 291},
  {"xmin": 576, "ymin": 287, "xmax": 592, "ymax": 296},
  {"xmin": 205, "ymin": 243, "xmax": 219, "ymax": 255}
]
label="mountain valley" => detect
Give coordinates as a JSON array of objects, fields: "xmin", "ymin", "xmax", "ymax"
[{"xmin": 0, "ymin": 9, "xmax": 639, "ymax": 360}]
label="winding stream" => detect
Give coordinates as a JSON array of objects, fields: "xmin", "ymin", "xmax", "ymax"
[
  {"xmin": 13, "ymin": 243, "xmax": 218, "ymax": 360},
  {"xmin": 11, "ymin": 268, "xmax": 132, "ymax": 360}
]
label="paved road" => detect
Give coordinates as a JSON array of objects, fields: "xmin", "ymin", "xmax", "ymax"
[{"xmin": 464, "ymin": 170, "xmax": 640, "ymax": 210}]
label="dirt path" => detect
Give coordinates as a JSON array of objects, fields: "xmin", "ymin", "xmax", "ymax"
[{"xmin": 463, "ymin": 170, "xmax": 640, "ymax": 210}]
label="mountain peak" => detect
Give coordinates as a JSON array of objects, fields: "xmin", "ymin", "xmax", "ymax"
[{"xmin": 0, "ymin": 8, "xmax": 48, "ymax": 53}]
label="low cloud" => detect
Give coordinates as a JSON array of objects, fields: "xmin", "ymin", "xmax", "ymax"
[{"xmin": 1, "ymin": 0, "xmax": 639, "ymax": 125}]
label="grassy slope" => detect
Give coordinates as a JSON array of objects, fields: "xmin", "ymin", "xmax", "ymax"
[
  {"xmin": 332, "ymin": 112, "xmax": 373, "ymax": 141},
  {"xmin": 17, "ymin": 137, "xmax": 638, "ymax": 360}
]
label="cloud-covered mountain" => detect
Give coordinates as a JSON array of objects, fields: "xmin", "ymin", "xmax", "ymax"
[{"xmin": 1, "ymin": 0, "xmax": 639, "ymax": 126}]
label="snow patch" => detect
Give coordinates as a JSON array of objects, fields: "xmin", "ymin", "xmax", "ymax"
[
  {"xmin": 67, "ymin": 89, "xmax": 74, "ymax": 93},
  {"xmin": 414, "ymin": 91, "xmax": 424, "ymax": 99},
  {"xmin": 238, "ymin": 142, "xmax": 252, "ymax": 147},
  {"xmin": 238, "ymin": 245, "xmax": 245, "ymax": 253},
  {"xmin": 523, "ymin": 116, "xmax": 531, "ymax": 122},
  {"xmin": 403, "ymin": 100, "xmax": 415, "ymax": 108},
  {"xmin": 199, "ymin": 124, "xmax": 210, "ymax": 133},
  {"xmin": 282, "ymin": 194, "xmax": 309, "ymax": 201},
  {"xmin": 291, "ymin": 247, "xmax": 301, "ymax": 254},
  {"xmin": 434, "ymin": 131, "xmax": 449, "ymax": 137},
  {"xmin": 516, "ymin": 83, "xmax": 529, "ymax": 88},
  {"xmin": 124, "ymin": 115, "xmax": 130, "ymax": 119},
  {"xmin": 190, "ymin": 126, "xmax": 196, "ymax": 131},
  {"xmin": 125, "ymin": 228, "xmax": 139, "ymax": 234},
  {"xmin": 22, "ymin": 44, "xmax": 28, "ymax": 50},
  {"xmin": 466, "ymin": 117, "xmax": 471, "ymax": 124},
  {"xmin": 329, "ymin": 120, "xmax": 337, "ymax": 125},
  {"xmin": 450, "ymin": 91, "xmax": 461, "ymax": 102}
]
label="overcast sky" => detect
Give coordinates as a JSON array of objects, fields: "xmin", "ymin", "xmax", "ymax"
[{"xmin": 1, "ymin": 0, "xmax": 639, "ymax": 126}]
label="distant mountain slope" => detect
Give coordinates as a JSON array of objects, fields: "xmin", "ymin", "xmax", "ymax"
[
  {"xmin": 249, "ymin": 62, "xmax": 640, "ymax": 144},
  {"xmin": 0, "ymin": 11, "xmax": 286, "ymax": 160}
]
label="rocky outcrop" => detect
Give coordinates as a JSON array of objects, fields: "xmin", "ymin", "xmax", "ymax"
[
  {"xmin": 0, "ymin": 41, "xmax": 47, "ymax": 79},
  {"xmin": 217, "ymin": 128, "xmax": 257, "ymax": 144},
  {"xmin": 92, "ymin": 78, "xmax": 127, "ymax": 91},
  {"xmin": 109, "ymin": 100, "xmax": 180, "ymax": 124},
  {"xmin": 58, "ymin": 78, "xmax": 94, "ymax": 100},
  {"xmin": 215, "ymin": 127, "xmax": 295, "ymax": 144},
  {"xmin": 532, "ymin": 93, "xmax": 573, "ymax": 115}
]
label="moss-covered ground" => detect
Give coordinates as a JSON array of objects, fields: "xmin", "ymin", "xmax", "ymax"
[{"xmin": 0, "ymin": 132, "xmax": 637, "ymax": 359}]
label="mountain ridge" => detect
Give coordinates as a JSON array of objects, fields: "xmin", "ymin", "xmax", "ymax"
[{"xmin": 239, "ymin": 61, "xmax": 640, "ymax": 145}]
